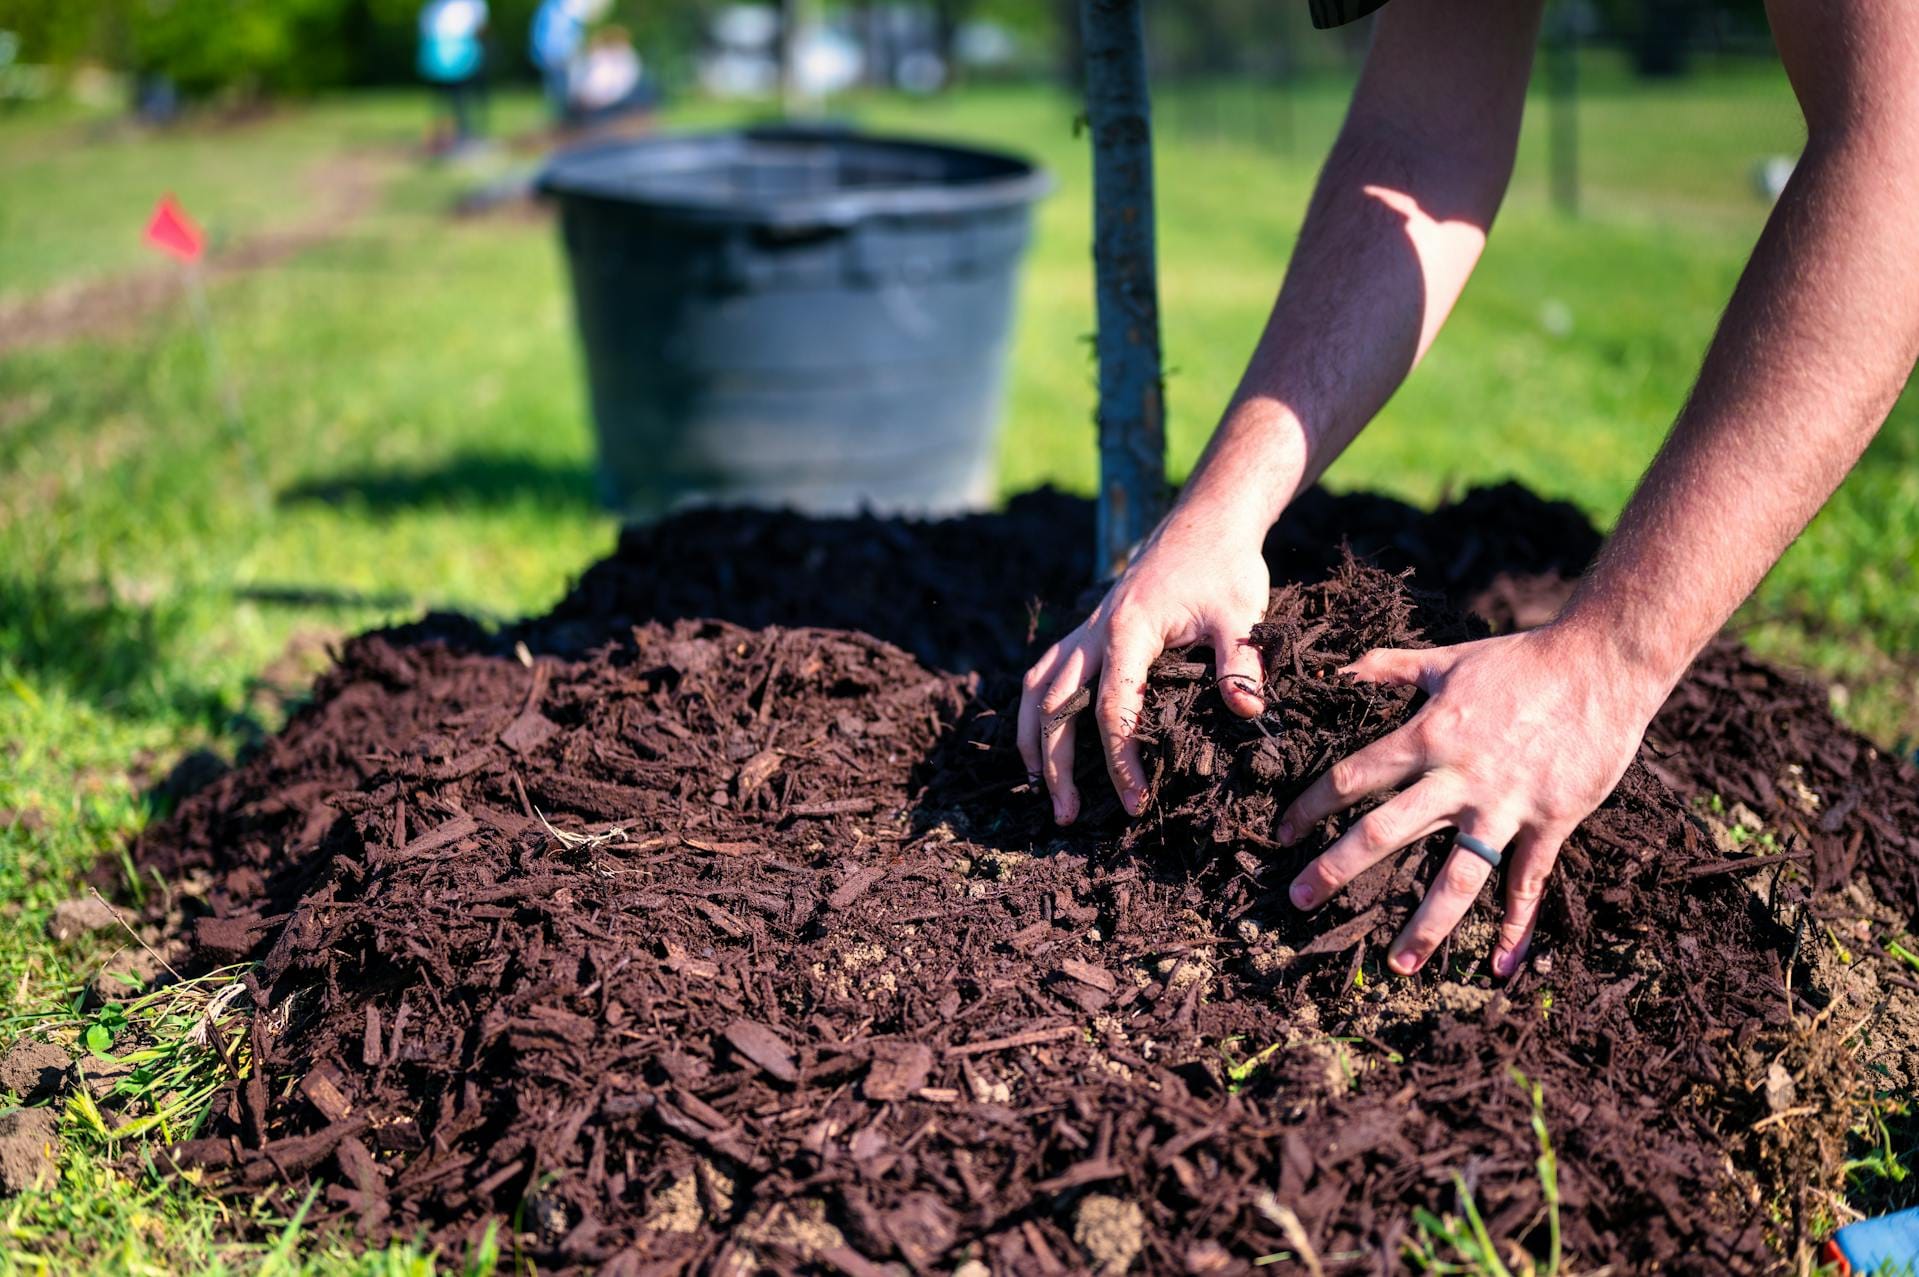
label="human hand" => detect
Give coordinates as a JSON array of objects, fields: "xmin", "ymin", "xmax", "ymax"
[
  {"xmin": 1018, "ymin": 505, "xmax": 1270, "ymax": 825},
  {"xmin": 1279, "ymin": 623, "xmax": 1669, "ymax": 979}
]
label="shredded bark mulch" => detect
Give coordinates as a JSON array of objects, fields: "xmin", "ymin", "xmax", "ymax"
[{"xmin": 128, "ymin": 485, "xmax": 1917, "ymax": 1275}]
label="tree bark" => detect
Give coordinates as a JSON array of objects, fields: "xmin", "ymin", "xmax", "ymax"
[{"xmin": 1081, "ymin": 0, "xmax": 1166, "ymax": 580}]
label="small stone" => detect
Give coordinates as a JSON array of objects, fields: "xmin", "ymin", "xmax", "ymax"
[
  {"xmin": 0, "ymin": 1040, "xmax": 71, "ymax": 1103},
  {"xmin": 1765, "ymin": 1060, "xmax": 1797, "ymax": 1113},
  {"xmin": 0, "ymin": 1107, "xmax": 59, "ymax": 1195},
  {"xmin": 45, "ymin": 896, "xmax": 117, "ymax": 942}
]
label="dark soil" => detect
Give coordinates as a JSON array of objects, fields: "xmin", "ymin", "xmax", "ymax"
[{"xmin": 128, "ymin": 484, "xmax": 1918, "ymax": 1275}]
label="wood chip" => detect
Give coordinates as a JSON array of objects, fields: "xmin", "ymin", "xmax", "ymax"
[
  {"xmin": 828, "ymin": 865, "xmax": 887, "ymax": 911},
  {"xmin": 297, "ymin": 1066, "xmax": 353, "ymax": 1122},
  {"xmin": 1057, "ymin": 959, "xmax": 1117, "ymax": 993},
  {"xmin": 396, "ymin": 814, "xmax": 480, "ymax": 860},
  {"xmin": 498, "ymin": 711, "xmax": 558, "ymax": 756},
  {"xmin": 948, "ymin": 1025, "xmax": 1078, "ymax": 1057},
  {"xmin": 723, "ymin": 1019, "xmax": 799, "ymax": 1084},
  {"xmin": 734, "ymin": 748, "xmax": 783, "ymax": 796},
  {"xmin": 863, "ymin": 1041, "xmax": 934, "ymax": 1102},
  {"xmin": 1295, "ymin": 905, "xmax": 1384, "ymax": 958},
  {"xmin": 788, "ymin": 797, "xmax": 878, "ymax": 819},
  {"xmin": 681, "ymin": 836, "xmax": 761, "ymax": 855}
]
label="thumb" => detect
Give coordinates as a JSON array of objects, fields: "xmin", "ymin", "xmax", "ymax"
[
  {"xmin": 1210, "ymin": 619, "xmax": 1265, "ymax": 717},
  {"xmin": 1342, "ymin": 646, "xmax": 1447, "ymax": 689}
]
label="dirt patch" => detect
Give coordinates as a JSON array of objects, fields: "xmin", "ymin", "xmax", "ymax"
[
  {"xmin": 0, "ymin": 149, "xmax": 393, "ymax": 356},
  {"xmin": 0, "ymin": 1107, "xmax": 59, "ymax": 1195},
  {"xmin": 118, "ymin": 484, "xmax": 1916, "ymax": 1273},
  {"xmin": 0, "ymin": 1038, "xmax": 71, "ymax": 1104},
  {"xmin": 44, "ymin": 894, "xmax": 117, "ymax": 942}
]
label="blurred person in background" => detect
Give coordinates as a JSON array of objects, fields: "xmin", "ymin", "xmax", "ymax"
[
  {"xmin": 532, "ymin": 0, "xmax": 586, "ymax": 121},
  {"xmin": 532, "ymin": 0, "xmax": 617, "ymax": 125},
  {"xmin": 570, "ymin": 24, "xmax": 651, "ymax": 124},
  {"xmin": 418, "ymin": 0, "xmax": 489, "ymax": 150}
]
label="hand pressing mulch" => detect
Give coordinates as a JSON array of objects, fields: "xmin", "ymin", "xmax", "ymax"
[{"xmin": 125, "ymin": 519, "xmax": 1880, "ymax": 1276}]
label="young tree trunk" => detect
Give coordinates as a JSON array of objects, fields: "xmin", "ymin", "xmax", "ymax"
[{"xmin": 1081, "ymin": 0, "xmax": 1166, "ymax": 581}]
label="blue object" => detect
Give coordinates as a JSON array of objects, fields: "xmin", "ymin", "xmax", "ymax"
[
  {"xmin": 529, "ymin": 0, "xmax": 583, "ymax": 115},
  {"xmin": 530, "ymin": 0, "xmax": 584, "ymax": 71},
  {"xmin": 538, "ymin": 125, "xmax": 1050, "ymax": 518},
  {"xmin": 1833, "ymin": 1207, "xmax": 1919, "ymax": 1274},
  {"xmin": 418, "ymin": 0, "xmax": 486, "ymax": 83}
]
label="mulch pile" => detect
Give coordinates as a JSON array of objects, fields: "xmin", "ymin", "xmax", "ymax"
[{"xmin": 129, "ymin": 485, "xmax": 1918, "ymax": 1275}]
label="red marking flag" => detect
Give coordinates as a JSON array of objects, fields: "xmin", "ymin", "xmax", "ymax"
[{"xmin": 144, "ymin": 195, "xmax": 205, "ymax": 264}]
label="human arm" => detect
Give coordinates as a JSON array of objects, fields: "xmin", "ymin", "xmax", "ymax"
[
  {"xmin": 1018, "ymin": 0, "xmax": 1545, "ymax": 823},
  {"xmin": 1284, "ymin": 0, "xmax": 1919, "ymax": 978}
]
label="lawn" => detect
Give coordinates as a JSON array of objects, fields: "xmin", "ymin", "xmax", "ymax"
[{"xmin": 0, "ymin": 55, "xmax": 1914, "ymax": 1272}]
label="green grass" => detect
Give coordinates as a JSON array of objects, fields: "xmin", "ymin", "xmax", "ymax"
[
  {"xmin": 0, "ymin": 55, "xmax": 1914, "ymax": 1272},
  {"xmin": 1404, "ymin": 1071, "xmax": 1562, "ymax": 1276}
]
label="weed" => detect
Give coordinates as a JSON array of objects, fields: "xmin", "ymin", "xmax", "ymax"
[
  {"xmin": 5, "ymin": 964, "xmax": 253, "ymax": 1149},
  {"xmin": 1225, "ymin": 1040, "xmax": 1284, "ymax": 1090},
  {"xmin": 1403, "ymin": 1069, "xmax": 1562, "ymax": 1277},
  {"xmin": 1884, "ymin": 940, "xmax": 1919, "ymax": 975},
  {"xmin": 1845, "ymin": 1098, "xmax": 1912, "ymax": 1188}
]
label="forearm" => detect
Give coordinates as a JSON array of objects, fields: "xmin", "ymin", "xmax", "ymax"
[
  {"xmin": 1174, "ymin": 0, "xmax": 1541, "ymax": 540},
  {"xmin": 1180, "ymin": 138, "xmax": 1499, "ymax": 532},
  {"xmin": 1560, "ymin": 128, "xmax": 1919, "ymax": 699}
]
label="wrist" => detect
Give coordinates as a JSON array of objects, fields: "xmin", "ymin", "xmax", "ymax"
[
  {"xmin": 1538, "ymin": 600, "xmax": 1692, "ymax": 721},
  {"xmin": 1158, "ymin": 482, "xmax": 1272, "ymax": 553},
  {"xmin": 1171, "ymin": 400, "xmax": 1312, "ymax": 538}
]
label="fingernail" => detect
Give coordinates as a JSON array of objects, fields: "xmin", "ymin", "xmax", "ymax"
[
  {"xmin": 1389, "ymin": 949, "xmax": 1420, "ymax": 975},
  {"xmin": 1289, "ymin": 881, "xmax": 1314, "ymax": 909},
  {"xmin": 1122, "ymin": 788, "xmax": 1143, "ymax": 817},
  {"xmin": 1052, "ymin": 798, "xmax": 1071, "ymax": 825},
  {"xmin": 1276, "ymin": 822, "xmax": 1295, "ymax": 846},
  {"xmin": 1492, "ymin": 948, "xmax": 1513, "ymax": 978}
]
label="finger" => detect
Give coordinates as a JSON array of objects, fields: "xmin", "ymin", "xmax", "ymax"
[
  {"xmin": 1491, "ymin": 828, "xmax": 1563, "ymax": 980},
  {"xmin": 1095, "ymin": 624, "xmax": 1160, "ymax": 817},
  {"xmin": 1276, "ymin": 724, "xmax": 1426, "ymax": 845},
  {"xmin": 1341, "ymin": 646, "xmax": 1450, "ymax": 689},
  {"xmin": 1387, "ymin": 815, "xmax": 1519, "ymax": 975},
  {"xmin": 1210, "ymin": 618, "xmax": 1264, "ymax": 718},
  {"xmin": 1039, "ymin": 644, "xmax": 1094, "ymax": 825},
  {"xmin": 1017, "ymin": 642, "xmax": 1067, "ymax": 780},
  {"xmin": 1288, "ymin": 777, "xmax": 1459, "ymax": 911}
]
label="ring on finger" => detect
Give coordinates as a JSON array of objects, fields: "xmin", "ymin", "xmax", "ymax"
[{"xmin": 1454, "ymin": 832, "xmax": 1504, "ymax": 870}]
